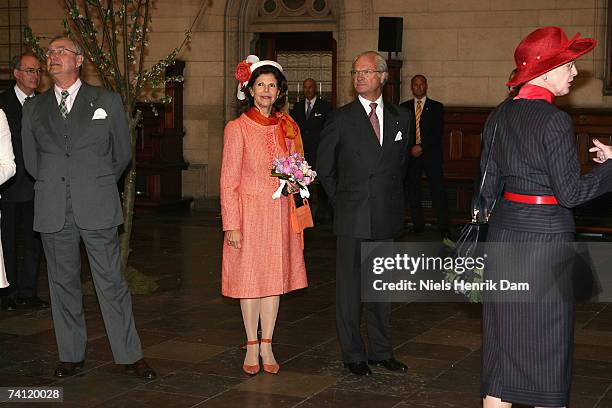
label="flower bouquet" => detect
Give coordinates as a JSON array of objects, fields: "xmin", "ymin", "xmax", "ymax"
[{"xmin": 270, "ymin": 153, "xmax": 317, "ymax": 199}]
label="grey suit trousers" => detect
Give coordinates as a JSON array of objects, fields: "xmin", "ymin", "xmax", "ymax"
[{"xmin": 42, "ymin": 187, "xmax": 142, "ymax": 364}]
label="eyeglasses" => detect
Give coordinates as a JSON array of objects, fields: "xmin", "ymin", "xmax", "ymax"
[
  {"xmin": 350, "ymin": 69, "xmax": 382, "ymax": 77},
  {"xmin": 18, "ymin": 68, "xmax": 43, "ymax": 75},
  {"xmin": 45, "ymin": 47, "xmax": 79, "ymax": 57}
]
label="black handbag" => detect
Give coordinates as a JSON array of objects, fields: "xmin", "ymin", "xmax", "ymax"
[{"xmin": 445, "ymin": 123, "xmax": 500, "ymax": 302}]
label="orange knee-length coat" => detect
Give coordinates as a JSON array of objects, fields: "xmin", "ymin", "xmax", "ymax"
[{"xmin": 220, "ymin": 113, "xmax": 308, "ymax": 298}]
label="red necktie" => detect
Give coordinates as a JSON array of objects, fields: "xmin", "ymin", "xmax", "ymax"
[{"xmin": 369, "ymin": 102, "xmax": 380, "ymax": 142}]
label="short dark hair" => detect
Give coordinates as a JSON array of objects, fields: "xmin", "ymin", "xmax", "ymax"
[
  {"xmin": 11, "ymin": 52, "xmax": 39, "ymax": 70},
  {"xmin": 411, "ymin": 74, "xmax": 427, "ymax": 84},
  {"xmin": 244, "ymin": 65, "xmax": 288, "ymax": 112}
]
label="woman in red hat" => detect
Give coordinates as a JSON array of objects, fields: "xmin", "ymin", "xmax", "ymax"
[{"xmin": 479, "ymin": 27, "xmax": 612, "ymax": 408}]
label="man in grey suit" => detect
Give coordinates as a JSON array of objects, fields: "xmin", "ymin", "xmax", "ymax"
[{"xmin": 21, "ymin": 37, "xmax": 155, "ymax": 379}]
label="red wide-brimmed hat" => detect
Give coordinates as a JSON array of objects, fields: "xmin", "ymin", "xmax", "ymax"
[{"xmin": 506, "ymin": 26, "xmax": 596, "ymax": 87}]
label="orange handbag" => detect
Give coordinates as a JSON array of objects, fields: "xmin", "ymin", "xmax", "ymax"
[
  {"xmin": 289, "ymin": 195, "xmax": 314, "ymax": 233},
  {"xmin": 289, "ymin": 195, "xmax": 314, "ymax": 249}
]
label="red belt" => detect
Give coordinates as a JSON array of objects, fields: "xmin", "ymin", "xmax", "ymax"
[{"xmin": 504, "ymin": 192, "xmax": 558, "ymax": 205}]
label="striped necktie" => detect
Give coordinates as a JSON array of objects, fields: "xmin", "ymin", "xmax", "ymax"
[
  {"xmin": 59, "ymin": 90, "xmax": 69, "ymax": 119},
  {"xmin": 415, "ymin": 100, "xmax": 422, "ymax": 144},
  {"xmin": 306, "ymin": 99, "xmax": 312, "ymax": 119}
]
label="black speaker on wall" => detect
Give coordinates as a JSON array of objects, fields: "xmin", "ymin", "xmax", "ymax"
[{"xmin": 378, "ymin": 17, "xmax": 403, "ymax": 53}]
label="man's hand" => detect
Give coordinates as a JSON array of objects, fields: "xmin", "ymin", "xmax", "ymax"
[
  {"xmin": 226, "ymin": 230, "xmax": 242, "ymax": 249},
  {"xmin": 410, "ymin": 145, "xmax": 423, "ymax": 158}
]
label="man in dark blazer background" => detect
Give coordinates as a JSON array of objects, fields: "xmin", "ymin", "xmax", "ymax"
[
  {"xmin": 22, "ymin": 36, "xmax": 155, "ymax": 380},
  {"xmin": 317, "ymin": 51, "xmax": 409, "ymax": 377},
  {"xmin": 290, "ymin": 78, "xmax": 332, "ymax": 223},
  {"xmin": 0, "ymin": 53, "xmax": 46, "ymax": 311},
  {"xmin": 400, "ymin": 74, "xmax": 450, "ymax": 239}
]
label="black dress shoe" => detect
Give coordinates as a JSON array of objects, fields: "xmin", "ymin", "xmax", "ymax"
[
  {"xmin": 344, "ymin": 361, "xmax": 372, "ymax": 377},
  {"xmin": 54, "ymin": 361, "xmax": 85, "ymax": 378},
  {"xmin": 0, "ymin": 297, "xmax": 16, "ymax": 311},
  {"xmin": 125, "ymin": 358, "xmax": 156, "ymax": 380},
  {"xmin": 367, "ymin": 357, "xmax": 408, "ymax": 373},
  {"xmin": 16, "ymin": 296, "xmax": 49, "ymax": 309}
]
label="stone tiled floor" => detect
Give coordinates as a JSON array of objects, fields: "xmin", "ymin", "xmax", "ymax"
[{"xmin": 0, "ymin": 212, "xmax": 611, "ymax": 407}]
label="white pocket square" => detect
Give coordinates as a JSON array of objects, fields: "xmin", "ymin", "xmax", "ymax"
[
  {"xmin": 314, "ymin": 112, "xmax": 322, "ymax": 117},
  {"xmin": 92, "ymin": 108, "xmax": 107, "ymax": 120},
  {"xmin": 394, "ymin": 131, "xmax": 403, "ymax": 141}
]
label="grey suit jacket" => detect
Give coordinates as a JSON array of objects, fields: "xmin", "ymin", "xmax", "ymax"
[{"xmin": 21, "ymin": 82, "xmax": 131, "ymax": 233}]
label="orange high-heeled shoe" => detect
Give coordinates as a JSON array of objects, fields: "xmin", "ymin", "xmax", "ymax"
[
  {"xmin": 260, "ymin": 338, "xmax": 280, "ymax": 374},
  {"xmin": 242, "ymin": 340, "xmax": 260, "ymax": 375}
]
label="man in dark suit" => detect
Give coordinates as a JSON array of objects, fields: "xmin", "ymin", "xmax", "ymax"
[
  {"xmin": 400, "ymin": 74, "xmax": 450, "ymax": 239},
  {"xmin": 317, "ymin": 51, "xmax": 409, "ymax": 377},
  {"xmin": 0, "ymin": 53, "xmax": 46, "ymax": 311},
  {"xmin": 290, "ymin": 78, "xmax": 332, "ymax": 223},
  {"xmin": 22, "ymin": 36, "xmax": 155, "ymax": 379}
]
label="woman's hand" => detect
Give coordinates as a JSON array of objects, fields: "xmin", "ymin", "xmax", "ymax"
[
  {"xmin": 589, "ymin": 138, "xmax": 612, "ymax": 163},
  {"xmin": 226, "ymin": 230, "xmax": 242, "ymax": 249},
  {"xmin": 287, "ymin": 181, "xmax": 300, "ymax": 194}
]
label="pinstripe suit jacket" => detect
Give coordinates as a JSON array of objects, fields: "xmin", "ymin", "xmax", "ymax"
[{"xmin": 480, "ymin": 98, "xmax": 612, "ymax": 234}]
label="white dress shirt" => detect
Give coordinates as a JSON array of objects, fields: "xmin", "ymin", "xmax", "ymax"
[
  {"xmin": 414, "ymin": 96, "xmax": 427, "ymax": 113},
  {"xmin": 54, "ymin": 79, "xmax": 82, "ymax": 114},
  {"xmin": 14, "ymin": 85, "xmax": 34, "ymax": 106},
  {"xmin": 358, "ymin": 94, "xmax": 384, "ymax": 146},
  {"xmin": 305, "ymin": 96, "xmax": 317, "ymax": 115}
]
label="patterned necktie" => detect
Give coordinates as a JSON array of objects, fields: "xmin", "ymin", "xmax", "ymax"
[
  {"xmin": 59, "ymin": 90, "xmax": 69, "ymax": 119},
  {"xmin": 306, "ymin": 99, "xmax": 312, "ymax": 120},
  {"xmin": 369, "ymin": 102, "xmax": 381, "ymax": 143},
  {"xmin": 415, "ymin": 100, "xmax": 422, "ymax": 144}
]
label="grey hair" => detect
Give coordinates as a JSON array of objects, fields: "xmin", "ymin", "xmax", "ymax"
[
  {"xmin": 352, "ymin": 51, "xmax": 388, "ymax": 73},
  {"xmin": 10, "ymin": 52, "xmax": 39, "ymax": 70},
  {"xmin": 50, "ymin": 35, "xmax": 84, "ymax": 55}
]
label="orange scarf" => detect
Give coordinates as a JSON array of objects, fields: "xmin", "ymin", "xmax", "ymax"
[{"xmin": 245, "ymin": 107, "xmax": 304, "ymax": 156}]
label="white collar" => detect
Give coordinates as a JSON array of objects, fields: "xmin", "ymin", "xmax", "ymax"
[
  {"xmin": 358, "ymin": 94, "xmax": 383, "ymax": 112},
  {"xmin": 14, "ymin": 85, "xmax": 34, "ymax": 106},
  {"xmin": 54, "ymin": 78, "xmax": 82, "ymax": 99}
]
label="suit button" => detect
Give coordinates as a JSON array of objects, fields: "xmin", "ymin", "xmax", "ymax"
[{"xmin": 61, "ymin": 177, "xmax": 65, "ymax": 182}]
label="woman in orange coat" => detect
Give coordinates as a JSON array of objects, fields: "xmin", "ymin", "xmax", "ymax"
[{"xmin": 220, "ymin": 56, "xmax": 308, "ymax": 375}]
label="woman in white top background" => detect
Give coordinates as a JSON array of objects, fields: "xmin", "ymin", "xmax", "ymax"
[{"xmin": 0, "ymin": 109, "xmax": 16, "ymax": 288}]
